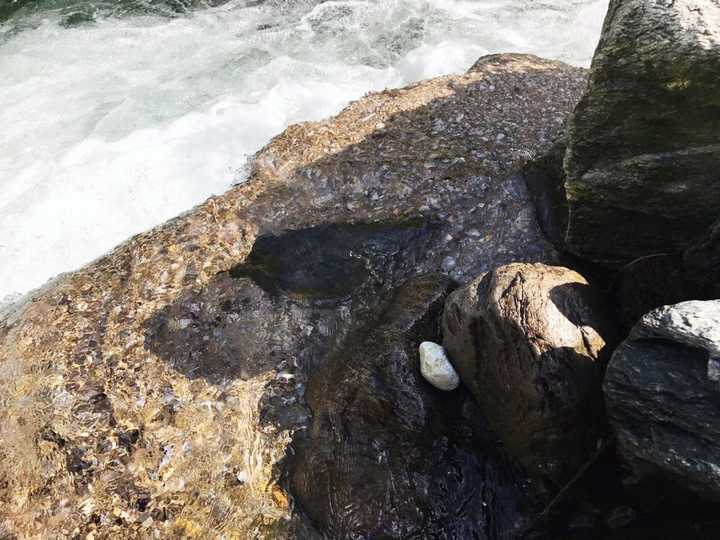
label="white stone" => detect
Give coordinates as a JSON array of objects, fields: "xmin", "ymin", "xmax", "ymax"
[{"xmin": 419, "ymin": 341, "xmax": 459, "ymax": 391}]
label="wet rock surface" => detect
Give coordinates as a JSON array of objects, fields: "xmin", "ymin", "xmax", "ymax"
[
  {"xmin": 442, "ymin": 263, "xmax": 614, "ymax": 484},
  {"xmin": 562, "ymin": 0, "xmax": 720, "ymax": 264},
  {"xmin": 0, "ymin": 55, "xmax": 587, "ymax": 538},
  {"xmin": 605, "ymin": 300, "xmax": 720, "ymax": 502},
  {"xmin": 291, "ymin": 274, "xmax": 528, "ymax": 539}
]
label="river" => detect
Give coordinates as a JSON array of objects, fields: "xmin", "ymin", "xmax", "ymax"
[{"xmin": 0, "ymin": 0, "xmax": 606, "ymax": 303}]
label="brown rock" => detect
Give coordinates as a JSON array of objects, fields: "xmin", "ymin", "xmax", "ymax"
[
  {"xmin": 442, "ymin": 263, "xmax": 615, "ymax": 483},
  {"xmin": 0, "ymin": 55, "xmax": 587, "ymax": 538}
]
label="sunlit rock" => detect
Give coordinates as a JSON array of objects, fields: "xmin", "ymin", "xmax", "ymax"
[
  {"xmin": 563, "ymin": 0, "xmax": 720, "ymax": 263},
  {"xmin": 442, "ymin": 263, "xmax": 616, "ymax": 483}
]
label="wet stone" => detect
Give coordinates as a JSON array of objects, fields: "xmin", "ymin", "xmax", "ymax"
[
  {"xmin": 290, "ymin": 274, "xmax": 531, "ymax": 539},
  {"xmin": 419, "ymin": 341, "xmax": 460, "ymax": 391}
]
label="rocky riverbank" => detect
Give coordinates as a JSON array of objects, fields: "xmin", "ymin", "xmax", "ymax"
[
  {"xmin": 0, "ymin": 54, "xmax": 587, "ymax": 539},
  {"xmin": 1, "ymin": 1, "xmax": 719, "ymax": 538}
]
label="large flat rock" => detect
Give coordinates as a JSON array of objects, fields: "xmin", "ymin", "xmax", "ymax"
[{"xmin": 0, "ymin": 54, "xmax": 586, "ymax": 539}]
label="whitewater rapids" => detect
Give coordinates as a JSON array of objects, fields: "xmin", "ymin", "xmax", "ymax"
[{"xmin": 0, "ymin": 0, "xmax": 607, "ymax": 303}]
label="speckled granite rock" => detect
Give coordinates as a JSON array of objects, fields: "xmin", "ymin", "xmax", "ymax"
[
  {"xmin": 563, "ymin": 0, "xmax": 720, "ymax": 264},
  {"xmin": 0, "ymin": 54, "xmax": 586, "ymax": 539},
  {"xmin": 441, "ymin": 263, "xmax": 614, "ymax": 484},
  {"xmin": 604, "ymin": 300, "xmax": 720, "ymax": 502}
]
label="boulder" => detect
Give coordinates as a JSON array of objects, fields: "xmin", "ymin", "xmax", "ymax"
[
  {"xmin": 604, "ymin": 300, "xmax": 720, "ymax": 502},
  {"xmin": 442, "ymin": 263, "xmax": 614, "ymax": 482},
  {"xmin": 563, "ymin": 0, "xmax": 720, "ymax": 264},
  {"xmin": 0, "ymin": 55, "xmax": 587, "ymax": 538}
]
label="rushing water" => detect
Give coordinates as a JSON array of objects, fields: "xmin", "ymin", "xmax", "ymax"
[{"xmin": 0, "ymin": 0, "xmax": 607, "ymax": 303}]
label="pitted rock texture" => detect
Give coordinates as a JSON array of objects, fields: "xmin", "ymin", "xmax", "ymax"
[
  {"xmin": 605, "ymin": 300, "xmax": 720, "ymax": 502},
  {"xmin": 442, "ymin": 263, "xmax": 614, "ymax": 484},
  {"xmin": 0, "ymin": 54, "xmax": 586, "ymax": 539},
  {"xmin": 563, "ymin": 0, "xmax": 720, "ymax": 264}
]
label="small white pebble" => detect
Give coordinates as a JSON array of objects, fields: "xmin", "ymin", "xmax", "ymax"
[{"xmin": 419, "ymin": 341, "xmax": 459, "ymax": 391}]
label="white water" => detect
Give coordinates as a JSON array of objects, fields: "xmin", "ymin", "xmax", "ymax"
[{"xmin": 0, "ymin": 0, "xmax": 607, "ymax": 303}]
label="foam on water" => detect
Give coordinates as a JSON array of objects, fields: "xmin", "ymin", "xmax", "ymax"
[{"xmin": 0, "ymin": 0, "xmax": 608, "ymax": 303}]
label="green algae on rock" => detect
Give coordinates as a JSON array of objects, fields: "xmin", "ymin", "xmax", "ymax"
[{"xmin": 563, "ymin": 0, "xmax": 720, "ymax": 264}]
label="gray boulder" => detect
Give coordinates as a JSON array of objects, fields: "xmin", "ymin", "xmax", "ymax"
[
  {"xmin": 563, "ymin": 0, "xmax": 720, "ymax": 264},
  {"xmin": 441, "ymin": 263, "xmax": 614, "ymax": 482},
  {"xmin": 604, "ymin": 300, "xmax": 720, "ymax": 501}
]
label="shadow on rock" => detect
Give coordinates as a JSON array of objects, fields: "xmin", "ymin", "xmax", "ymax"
[
  {"xmin": 144, "ymin": 226, "xmax": 536, "ymax": 538},
  {"xmin": 132, "ymin": 56, "xmax": 588, "ymax": 539},
  {"xmin": 144, "ymin": 219, "xmax": 436, "ymax": 380},
  {"xmin": 290, "ymin": 274, "xmax": 530, "ymax": 540}
]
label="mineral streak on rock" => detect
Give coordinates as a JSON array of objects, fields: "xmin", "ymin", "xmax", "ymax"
[{"xmin": 0, "ymin": 54, "xmax": 586, "ymax": 538}]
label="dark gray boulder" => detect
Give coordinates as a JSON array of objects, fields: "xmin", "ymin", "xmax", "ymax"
[
  {"xmin": 685, "ymin": 218, "xmax": 720, "ymax": 294},
  {"xmin": 604, "ymin": 300, "xmax": 720, "ymax": 502},
  {"xmin": 441, "ymin": 263, "xmax": 615, "ymax": 484},
  {"xmin": 0, "ymin": 56, "xmax": 587, "ymax": 538},
  {"xmin": 563, "ymin": 0, "xmax": 720, "ymax": 264}
]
